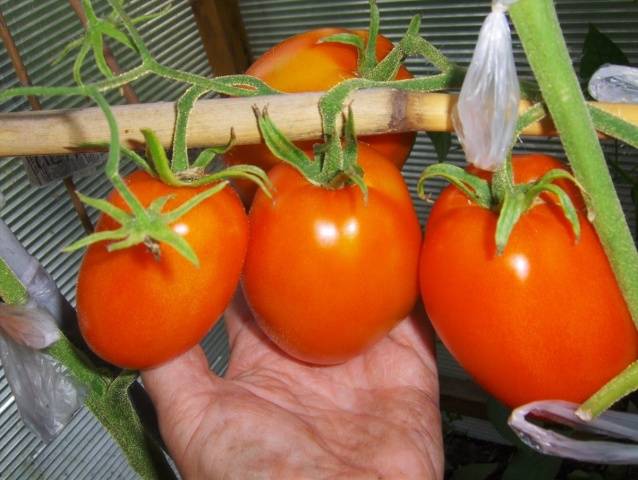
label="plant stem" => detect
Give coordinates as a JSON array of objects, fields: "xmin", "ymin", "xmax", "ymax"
[
  {"xmin": 576, "ymin": 360, "xmax": 638, "ymax": 420},
  {"xmin": 510, "ymin": 0, "xmax": 638, "ymax": 326}
]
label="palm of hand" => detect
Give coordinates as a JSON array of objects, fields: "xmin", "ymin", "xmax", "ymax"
[{"xmin": 142, "ymin": 294, "xmax": 443, "ymax": 479}]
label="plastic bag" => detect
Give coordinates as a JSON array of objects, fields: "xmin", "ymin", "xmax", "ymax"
[
  {"xmin": 453, "ymin": 0, "xmax": 520, "ymax": 171},
  {"xmin": 588, "ymin": 64, "xmax": 638, "ymax": 103},
  {"xmin": 0, "ymin": 220, "xmax": 85, "ymax": 442},
  {"xmin": 509, "ymin": 400, "xmax": 638, "ymax": 464}
]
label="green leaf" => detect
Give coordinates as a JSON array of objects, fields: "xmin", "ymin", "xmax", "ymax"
[
  {"xmin": 427, "ymin": 132, "xmax": 451, "ymax": 162},
  {"xmin": 580, "ymin": 24, "xmax": 629, "ymax": 85},
  {"xmin": 451, "ymin": 463, "xmax": 499, "ymax": 480}
]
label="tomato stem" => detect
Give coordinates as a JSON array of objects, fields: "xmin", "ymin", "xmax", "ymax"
[{"xmin": 577, "ymin": 360, "xmax": 638, "ymax": 420}]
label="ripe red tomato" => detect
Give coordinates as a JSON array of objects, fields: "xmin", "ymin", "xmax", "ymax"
[
  {"xmin": 242, "ymin": 144, "xmax": 422, "ymax": 364},
  {"xmin": 76, "ymin": 171, "xmax": 248, "ymax": 369},
  {"xmin": 225, "ymin": 28, "xmax": 416, "ymax": 202},
  {"xmin": 420, "ymin": 154, "xmax": 638, "ymax": 407}
]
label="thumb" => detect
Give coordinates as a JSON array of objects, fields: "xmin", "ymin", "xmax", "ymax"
[{"xmin": 140, "ymin": 346, "xmax": 218, "ymax": 414}]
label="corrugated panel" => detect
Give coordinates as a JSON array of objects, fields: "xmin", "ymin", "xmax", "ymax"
[
  {"xmin": 238, "ymin": 0, "xmax": 638, "ymax": 446},
  {"xmin": 0, "ymin": 1, "xmax": 211, "ymax": 478}
]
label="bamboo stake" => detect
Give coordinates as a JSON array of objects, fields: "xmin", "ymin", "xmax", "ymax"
[
  {"xmin": 1, "ymin": 89, "xmax": 637, "ymax": 158},
  {"xmin": 0, "ymin": 8, "xmax": 94, "ymax": 233}
]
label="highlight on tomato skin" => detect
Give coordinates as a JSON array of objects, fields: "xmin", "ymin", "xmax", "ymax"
[
  {"xmin": 224, "ymin": 27, "xmax": 416, "ymax": 203},
  {"xmin": 419, "ymin": 154, "xmax": 638, "ymax": 408},
  {"xmin": 76, "ymin": 171, "xmax": 249, "ymax": 370},
  {"xmin": 241, "ymin": 143, "xmax": 422, "ymax": 365}
]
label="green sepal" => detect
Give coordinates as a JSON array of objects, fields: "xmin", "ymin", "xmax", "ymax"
[
  {"xmin": 161, "ymin": 182, "xmax": 228, "ymax": 223},
  {"xmin": 536, "ymin": 183, "xmax": 581, "ymax": 241},
  {"xmin": 494, "ymin": 169, "xmax": 584, "ymax": 254},
  {"xmin": 63, "ymin": 228, "xmax": 128, "ymax": 253},
  {"xmin": 192, "ymin": 165, "xmax": 273, "ymax": 199},
  {"xmin": 121, "ymin": 146, "xmax": 153, "ymax": 174},
  {"xmin": 141, "ymin": 129, "xmax": 181, "ymax": 186},
  {"xmin": 417, "ymin": 163, "xmax": 492, "ymax": 209},
  {"xmin": 253, "ymin": 106, "xmax": 321, "ymax": 184},
  {"xmin": 494, "ymin": 190, "xmax": 528, "ymax": 255},
  {"xmin": 64, "ymin": 181, "xmax": 231, "ymax": 266},
  {"xmin": 192, "ymin": 129, "xmax": 236, "ymax": 169},
  {"xmin": 319, "ymin": 33, "xmax": 365, "ymax": 51},
  {"xmin": 76, "ymin": 191, "xmax": 130, "ymax": 224}
]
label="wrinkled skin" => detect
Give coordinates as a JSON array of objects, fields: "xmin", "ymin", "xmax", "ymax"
[{"xmin": 141, "ymin": 293, "xmax": 444, "ymax": 479}]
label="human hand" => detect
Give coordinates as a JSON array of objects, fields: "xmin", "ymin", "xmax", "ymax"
[{"xmin": 141, "ymin": 293, "xmax": 444, "ymax": 479}]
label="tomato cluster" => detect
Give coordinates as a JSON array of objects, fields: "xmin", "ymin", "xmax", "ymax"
[{"xmin": 76, "ymin": 28, "xmax": 637, "ymax": 410}]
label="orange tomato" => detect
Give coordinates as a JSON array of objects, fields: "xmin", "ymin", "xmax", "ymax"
[
  {"xmin": 76, "ymin": 171, "xmax": 248, "ymax": 369},
  {"xmin": 225, "ymin": 28, "xmax": 416, "ymax": 202},
  {"xmin": 420, "ymin": 154, "xmax": 638, "ymax": 407},
  {"xmin": 242, "ymin": 144, "xmax": 422, "ymax": 364}
]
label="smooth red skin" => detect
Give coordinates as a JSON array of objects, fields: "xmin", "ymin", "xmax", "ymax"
[
  {"xmin": 225, "ymin": 28, "xmax": 416, "ymax": 202},
  {"xmin": 76, "ymin": 172, "xmax": 248, "ymax": 369},
  {"xmin": 242, "ymin": 145, "xmax": 422, "ymax": 364},
  {"xmin": 420, "ymin": 154, "xmax": 638, "ymax": 408}
]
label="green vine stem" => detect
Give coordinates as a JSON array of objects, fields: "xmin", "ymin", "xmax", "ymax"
[
  {"xmin": 0, "ymin": 258, "xmax": 173, "ymax": 480},
  {"xmin": 509, "ymin": 0, "xmax": 638, "ymax": 414}
]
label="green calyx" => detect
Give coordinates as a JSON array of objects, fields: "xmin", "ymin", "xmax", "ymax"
[
  {"xmin": 66, "ymin": 127, "xmax": 272, "ymax": 266},
  {"xmin": 418, "ymin": 162, "xmax": 584, "ymax": 255},
  {"xmin": 63, "ymin": 182, "xmax": 227, "ymax": 267},
  {"xmin": 254, "ymin": 105, "xmax": 367, "ymax": 197}
]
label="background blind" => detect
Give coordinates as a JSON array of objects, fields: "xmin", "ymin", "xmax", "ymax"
[{"xmin": 0, "ymin": 0, "xmax": 636, "ymax": 478}]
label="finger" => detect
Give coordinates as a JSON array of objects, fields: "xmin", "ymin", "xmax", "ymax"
[{"xmin": 140, "ymin": 345, "xmax": 218, "ymax": 412}]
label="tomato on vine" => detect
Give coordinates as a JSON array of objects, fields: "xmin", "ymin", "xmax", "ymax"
[
  {"xmin": 224, "ymin": 27, "xmax": 416, "ymax": 202},
  {"xmin": 76, "ymin": 171, "xmax": 249, "ymax": 369},
  {"xmin": 419, "ymin": 154, "xmax": 638, "ymax": 407},
  {"xmin": 242, "ymin": 143, "xmax": 422, "ymax": 364}
]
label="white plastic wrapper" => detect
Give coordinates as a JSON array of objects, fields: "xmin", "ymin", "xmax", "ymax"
[
  {"xmin": 589, "ymin": 64, "xmax": 638, "ymax": 103},
  {"xmin": 453, "ymin": 0, "xmax": 520, "ymax": 171},
  {"xmin": 0, "ymin": 301, "xmax": 84, "ymax": 442},
  {"xmin": 509, "ymin": 400, "xmax": 638, "ymax": 464},
  {"xmin": 0, "ymin": 220, "xmax": 85, "ymax": 442}
]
